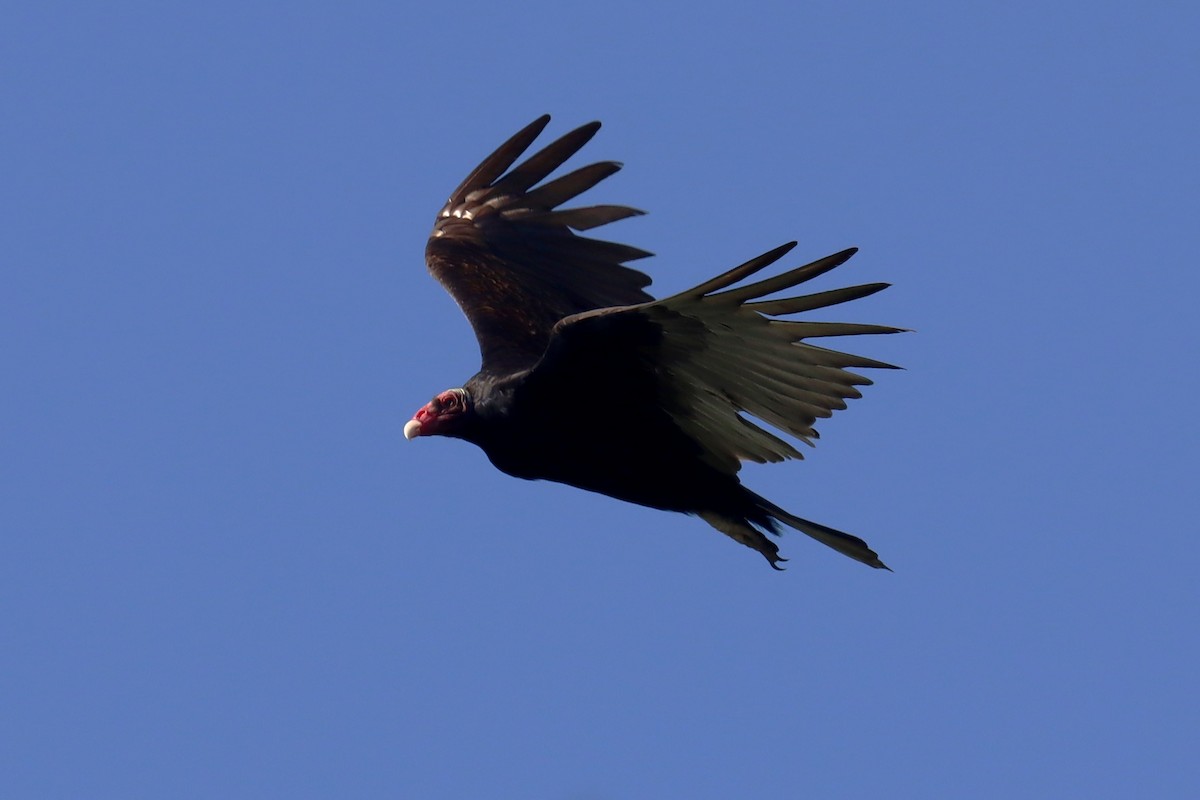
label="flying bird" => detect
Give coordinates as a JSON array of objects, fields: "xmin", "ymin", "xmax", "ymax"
[{"xmin": 405, "ymin": 115, "xmax": 902, "ymax": 570}]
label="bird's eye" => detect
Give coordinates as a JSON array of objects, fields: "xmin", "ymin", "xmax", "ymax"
[{"xmin": 429, "ymin": 396, "xmax": 443, "ymax": 413}]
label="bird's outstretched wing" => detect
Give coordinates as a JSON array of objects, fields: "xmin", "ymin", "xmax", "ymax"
[
  {"xmin": 530, "ymin": 242, "xmax": 902, "ymax": 476},
  {"xmin": 425, "ymin": 115, "xmax": 655, "ymax": 374}
]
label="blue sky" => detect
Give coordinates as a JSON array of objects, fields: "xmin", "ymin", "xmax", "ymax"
[{"xmin": 3, "ymin": 2, "xmax": 1197, "ymax": 797}]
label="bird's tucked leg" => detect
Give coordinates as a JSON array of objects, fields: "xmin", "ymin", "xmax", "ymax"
[{"xmin": 697, "ymin": 512, "xmax": 787, "ymax": 570}]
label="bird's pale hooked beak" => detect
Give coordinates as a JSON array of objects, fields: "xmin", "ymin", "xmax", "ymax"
[{"xmin": 403, "ymin": 419, "xmax": 423, "ymax": 440}]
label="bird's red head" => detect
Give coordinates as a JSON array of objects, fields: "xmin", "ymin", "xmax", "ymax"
[{"xmin": 404, "ymin": 388, "xmax": 470, "ymax": 440}]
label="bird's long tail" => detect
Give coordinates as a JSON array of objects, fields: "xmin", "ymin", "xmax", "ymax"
[
  {"xmin": 699, "ymin": 496, "xmax": 890, "ymax": 571},
  {"xmin": 759, "ymin": 495, "xmax": 890, "ymax": 570}
]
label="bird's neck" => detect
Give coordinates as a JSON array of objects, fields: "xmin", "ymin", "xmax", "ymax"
[{"xmin": 455, "ymin": 371, "xmax": 524, "ymax": 447}]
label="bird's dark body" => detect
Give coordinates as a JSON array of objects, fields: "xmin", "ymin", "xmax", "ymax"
[
  {"xmin": 406, "ymin": 115, "xmax": 900, "ymax": 570},
  {"xmin": 453, "ymin": 309, "xmax": 787, "ymax": 560},
  {"xmin": 464, "ymin": 368, "xmax": 757, "ymax": 520}
]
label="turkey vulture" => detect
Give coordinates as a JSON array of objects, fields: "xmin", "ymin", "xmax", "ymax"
[{"xmin": 405, "ymin": 115, "xmax": 902, "ymax": 570}]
